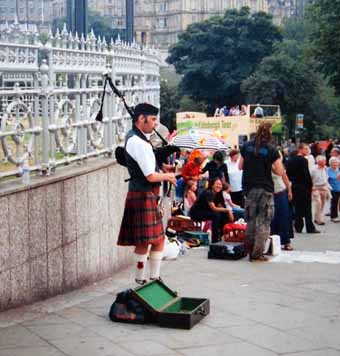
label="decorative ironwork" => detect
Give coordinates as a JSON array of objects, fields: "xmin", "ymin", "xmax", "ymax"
[{"xmin": 0, "ymin": 22, "xmax": 161, "ymax": 179}]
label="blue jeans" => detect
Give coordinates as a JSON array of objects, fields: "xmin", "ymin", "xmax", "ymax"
[{"xmin": 271, "ymin": 190, "xmax": 294, "ymax": 245}]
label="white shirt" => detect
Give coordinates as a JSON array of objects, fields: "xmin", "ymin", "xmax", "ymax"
[
  {"xmin": 222, "ymin": 191, "xmax": 233, "ymax": 211},
  {"xmin": 272, "ymin": 173, "xmax": 286, "ymax": 193},
  {"xmin": 254, "ymin": 107, "xmax": 264, "ymax": 116},
  {"xmin": 306, "ymin": 155, "xmax": 315, "ymax": 174},
  {"xmin": 126, "ymin": 134, "xmax": 156, "ymax": 177},
  {"xmin": 311, "ymin": 166, "xmax": 328, "ymax": 186},
  {"xmin": 226, "ymin": 159, "xmax": 243, "ymax": 192}
]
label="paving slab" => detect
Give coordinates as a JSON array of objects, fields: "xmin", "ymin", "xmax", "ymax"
[{"xmin": 0, "ymin": 217, "xmax": 339, "ymax": 356}]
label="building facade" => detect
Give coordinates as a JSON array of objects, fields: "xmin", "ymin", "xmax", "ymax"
[
  {"xmin": 134, "ymin": 0, "xmax": 269, "ymax": 47},
  {"xmin": 0, "ymin": 0, "xmax": 51, "ymax": 24}
]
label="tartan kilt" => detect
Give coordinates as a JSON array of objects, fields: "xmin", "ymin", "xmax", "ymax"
[{"xmin": 117, "ymin": 190, "xmax": 164, "ymax": 246}]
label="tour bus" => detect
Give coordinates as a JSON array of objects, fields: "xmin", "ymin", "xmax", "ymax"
[{"xmin": 176, "ymin": 104, "xmax": 282, "ymax": 148}]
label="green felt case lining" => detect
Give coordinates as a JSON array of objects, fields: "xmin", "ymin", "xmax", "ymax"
[{"xmin": 135, "ymin": 281, "xmax": 177, "ymax": 310}]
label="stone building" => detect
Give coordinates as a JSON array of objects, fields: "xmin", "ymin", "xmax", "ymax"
[
  {"xmin": 0, "ymin": 0, "xmax": 51, "ymax": 24},
  {"xmin": 134, "ymin": 0, "xmax": 269, "ymax": 48},
  {"xmin": 49, "ymin": 0, "xmax": 127, "ymax": 29}
]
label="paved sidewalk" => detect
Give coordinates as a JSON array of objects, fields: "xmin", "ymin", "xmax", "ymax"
[{"xmin": 1, "ymin": 221, "xmax": 340, "ymax": 356}]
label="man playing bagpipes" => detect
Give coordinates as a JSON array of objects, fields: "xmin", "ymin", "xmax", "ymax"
[
  {"xmin": 116, "ymin": 103, "xmax": 177, "ymax": 284},
  {"xmin": 96, "ymin": 74, "xmax": 179, "ymax": 285}
]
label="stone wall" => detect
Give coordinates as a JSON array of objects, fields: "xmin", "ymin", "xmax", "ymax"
[{"xmin": 0, "ymin": 159, "xmax": 133, "ymax": 312}]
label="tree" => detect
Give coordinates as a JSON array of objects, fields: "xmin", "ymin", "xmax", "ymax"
[
  {"xmin": 52, "ymin": 11, "xmax": 125, "ymax": 42},
  {"xmin": 241, "ymin": 51, "xmax": 319, "ymax": 138},
  {"xmin": 167, "ymin": 7, "xmax": 281, "ymax": 112},
  {"xmin": 160, "ymin": 81, "xmax": 180, "ymax": 131},
  {"xmin": 241, "ymin": 16, "xmax": 340, "ymax": 140},
  {"xmin": 307, "ymin": 0, "xmax": 340, "ymax": 95}
]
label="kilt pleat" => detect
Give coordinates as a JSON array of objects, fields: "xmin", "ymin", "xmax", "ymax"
[{"xmin": 117, "ymin": 191, "xmax": 164, "ymax": 246}]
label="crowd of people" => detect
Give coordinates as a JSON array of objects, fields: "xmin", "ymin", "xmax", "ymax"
[
  {"xmin": 116, "ymin": 103, "xmax": 339, "ymax": 285},
  {"xmin": 214, "ymin": 104, "xmax": 265, "ymax": 118},
  {"xmin": 214, "ymin": 105, "xmax": 248, "ymax": 117},
  {"xmin": 174, "ymin": 126, "xmax": 340, "ymax": 261}
]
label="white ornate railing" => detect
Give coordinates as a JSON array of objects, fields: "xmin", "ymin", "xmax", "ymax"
[{"xmin": 0, "ymin": 22, "xmax": 160, "ymax": 179}]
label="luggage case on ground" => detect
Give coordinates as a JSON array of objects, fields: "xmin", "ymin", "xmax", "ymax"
[
  {"xmin": 222, "ymin": 222, "xmax": 246, "ymax": 243},
  {"xmin": 208, "ymin": 241, "xmax": 247, "ymax": 260},
  {"xmin": 182, "ymin": 230, "xmax": 210, "ymax": 246},
  {"xmin": 167, "ymin": 216, "xmax": 201, "ymax": 234},
  {"xmin": 131, "ymin": 279, "xmax": 210, "ymax": 329}
]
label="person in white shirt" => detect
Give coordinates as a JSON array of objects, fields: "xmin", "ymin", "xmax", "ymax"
[
  {"xmin": 311, "ymin": 155, "xmax": 329, "ymax": 225},
  {"xmin": 254, "ymin": 104, "xmax": 264, "ymax": 118},
  {"xmin": 226, "ymin": 149, "xmax": 244, "ymax": 207},
  {"xmin": 117, "ymin": 103, "xmax": 177, "ymax": 285}
]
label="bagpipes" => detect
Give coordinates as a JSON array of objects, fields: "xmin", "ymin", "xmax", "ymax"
[{"xmin": 96, "ymin": 73, "xmax": 181, "ymax": 169}]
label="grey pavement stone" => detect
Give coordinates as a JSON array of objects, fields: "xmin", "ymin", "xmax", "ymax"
[
  {"xmin": 75, "ymin": 175, "xmax": 89, "ymax": 237},
  {"xmin": 0, "ymin": 197, "xmax": 10, "ymax": 272},
  {"xmin": 21, "ymin": 314, "xmax": 69, "ymax": 326},
  {"xmin": 0, "ymin": 346, "xmax": 66, "ymax": 356},
  {"xmin": 50, "ymin": 335, "xmax": 134, "ymax": 356},
  {"xmin": 178, "ymin": 342, "xmax": 279, "ymax": 356},
  {"xmin": 55, "ymin": 307, "xmax": 108, "ymax": 327},
  {"xmin": 46, "ymin": 183, "xmax": 63, "ymax": 251},
  {"xmin": 0, "ymin": 271, "xmax": 11, "ymax": 311},
  {"xmin": 223, "ymin": 324, "xmax": 324, "ymax": 354},
  {"xmin": 62, "ymin": 179, "xmax": 77, "ymax": 244},
  {"xmin": 118, "ymin": 340, "xmax": 176, "ymax": 356},
  {"xmin": 288, "ymin": 321, "xmax": 340, "ymax": 349},
  {"xmin": 286, "ymin": 350, "xmax": 340, "ymax": 356},
  {"xmin": 0, "ymin": 325, "xmax": 48, "ymax": 349},
  {"xmin": 30, "ymin": 256, "xmax": 48, "ymax": 302},
  {"xmin": 8, "ymin": 191, "xmax": 29, "ymax": 267},
  {"xmin": 1, "ymin": 212, "xmax": 340, "ymax": 356},
  {"xmin": 26, "ymin": 322, "xmax": 95, "ymax": 340},
  {"xmin": 47, "ymin": 248, "xmax": 64, "ymax": 296},
  {"xmin": 28, "ymin": 187, "xmax": 47, "ymax": 259},
  {"xmin": 63, "ymin": 241, "xmax": 78, "ymax": 291}
]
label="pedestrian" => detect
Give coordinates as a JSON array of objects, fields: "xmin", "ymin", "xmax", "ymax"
[
  {"xmin": 190, "ymin": 178, "xmax": 230, "ymax": 243},
  {"xmin": 327, "ymin": 157, "xmax": 340, "ymax": 223},
  {"xmin": 311, "ymin": 155, "xmax": 329, "ymax": 225},
  {"xmin": 201, "ymin": 150, "xmax": 229, "ymax": 184},
  {"xmin": 271, "ymin": 171, "xmax": 294, "ymax": 251},
  {"xmin": 254, "ymin": 104, "xmax": 264, "ymax": 118},
  {"xmin": 286, "ymin": 143, "xmax": 320, "ymax": 234},
  {"xmin": 226, "ymin": 149, "xmax": 244, "ymax": 207},
  {"xmin": 239, "ymin": 122, "xmax": 284, "ymax": 262},
  {"xmin": 117, "ymin": 103, "xmax": 177, "ymax": 285}
]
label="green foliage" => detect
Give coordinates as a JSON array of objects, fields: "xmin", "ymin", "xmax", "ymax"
[
  {"xmin": 51, "ymin": 11, "xmax": 125, "ymax": 42},
  {"xmin": 167, "ymin": 7, "xmax": 281, "ymax": 112},
  {"xmin": 160, "ymin": 81, "xmax": 180, "ymax": 131},
  {"xmin": 307, "ymin": 0, "xmax": 340, "ymax": 95},
  {"xmin": 241, "ymin": 15, "xmax": 340, "ymax": 140}
]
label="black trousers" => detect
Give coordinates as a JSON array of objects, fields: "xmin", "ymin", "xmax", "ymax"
[
  {"xmin": 230, "ymin": 191, "xmax": 244, "ymax": 208},
  {"xmin": 292, "ymin": 188, "xmax": 316, "ymax": 233},
  {"xmin": 330, "ymin": 191, "xmax": 340, "ymax": 218},
  {"xmin": 190, "ymin": 210, "xmax": 228, "ymax": 243}
]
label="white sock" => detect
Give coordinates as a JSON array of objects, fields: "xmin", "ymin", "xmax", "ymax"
[
  {"xmin": 149, "ymin": 251, "xmax": 163, "ymax": 280},
  {"xmin": 134, "ymin": 253, "xmax": 148, "ymax": 282}
]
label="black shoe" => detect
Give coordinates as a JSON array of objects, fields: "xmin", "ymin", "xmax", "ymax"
[
  {"xmin": 135, "ymin": 278, "xmax": 147, "ymax": 285},
  {"xmin": 308, "ymin": 230, "xmax": 321, "ymax": 234},
  {"xmin": 295, "ymin": 229, "xmax": 302, "ymax": 233}
]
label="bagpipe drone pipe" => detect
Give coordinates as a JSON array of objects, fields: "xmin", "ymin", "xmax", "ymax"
[{"xmin": 95, "ymin": 73, "xmax": 181, "ymax": 169}]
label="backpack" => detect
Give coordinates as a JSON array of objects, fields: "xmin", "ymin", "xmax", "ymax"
[{"xmin": 109, "ymin": 289, "xmax": 152, "ymax": 324}]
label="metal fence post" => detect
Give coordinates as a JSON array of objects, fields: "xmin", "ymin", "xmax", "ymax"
[{"xmin": 40, "ymin": 59, "xmax": 50, "ymax": 174}]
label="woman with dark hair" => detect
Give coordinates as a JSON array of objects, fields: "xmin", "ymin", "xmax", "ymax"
[
  {"xmin": 201, "ymin": 150, "xmax": 229, "ymax": 183},
  {"xmin": 189, "ymin": 178, "xmax": 230, "ymax": 243}
]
